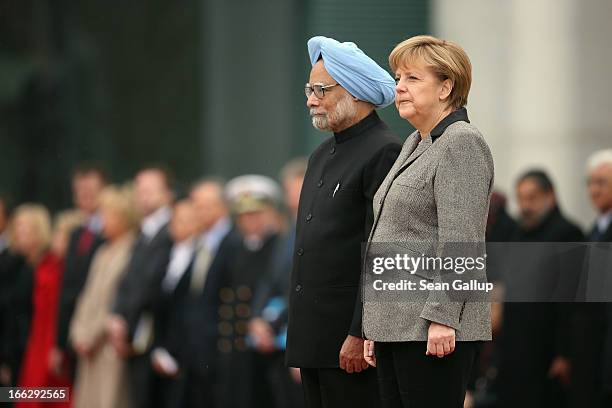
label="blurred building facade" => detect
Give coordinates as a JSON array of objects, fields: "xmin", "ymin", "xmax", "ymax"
[
  {"xmin": 434, "ymin": 0, "xmax": 612, "ymax": 227},
  {"xmin": 2, "ymin": 0, "xmax": 612, "ymax": 229}
]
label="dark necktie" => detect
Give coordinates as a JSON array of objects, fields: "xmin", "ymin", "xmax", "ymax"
[
  {"xmin": 77, "ymin": 228, "xmax": 94, "ymax": 255},
  {"xmin": 589, "ymin": 225, "xmax": 603, "ymax": 242}
]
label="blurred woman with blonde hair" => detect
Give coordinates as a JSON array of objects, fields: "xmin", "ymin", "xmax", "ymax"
[
  {"xmin": 69, "ymin": 185, "xmax": 137, "ymax": 408},
  {"xmin": 12, "ymin": 204, "xmax": 71, "ymax": 408}
]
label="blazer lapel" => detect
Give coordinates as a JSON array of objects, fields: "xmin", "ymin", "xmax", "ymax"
[
  {"xmin": 367, "ymin": 134, "xmax": 422, "ymax": 246},
  {"xmin": 393, "ymin": 135, "xmax": 432, "ymax": 178},
  {"xmin": 377, "ymin": 134, "xmax": 420, "ymax": 199}
]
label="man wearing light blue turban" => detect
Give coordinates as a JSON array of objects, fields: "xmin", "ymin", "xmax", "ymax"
[
  {"xmin": 286, "ymin": 36, "xmax": 402, "ymax": 408},
  {"xmin": 307, "ymin": 36, "xmax": 397, "ymax": 108}
]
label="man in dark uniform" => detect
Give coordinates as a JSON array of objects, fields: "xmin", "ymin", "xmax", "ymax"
[
  {"xmin": 286, "ymin": 36, "xmax": 402, "ymax": 408},
  {"xmin": 217, "ymin": 175, "xmax": 284, "ymax": 408}
]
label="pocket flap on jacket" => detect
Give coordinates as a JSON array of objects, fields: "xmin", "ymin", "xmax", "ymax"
[{"xmin": 394, "ymin": 176, "xmax": 427, "ymax": 189}]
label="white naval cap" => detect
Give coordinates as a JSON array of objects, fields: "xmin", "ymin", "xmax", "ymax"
[{"xmin": 225, "ymin": 175, "xmax": 282, "ymax": 214}]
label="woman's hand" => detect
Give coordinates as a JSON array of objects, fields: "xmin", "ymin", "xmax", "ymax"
[
  {"xmin": 426, "ymin": 322, "xmax": 455, "ymax": 358},
  {"xmin": 363, "ymin": 340, "xmax": 376, "ymax": 367},
  {"xmin": 73, "ymin": 341, "xmax": 92, "ymax": 358}
]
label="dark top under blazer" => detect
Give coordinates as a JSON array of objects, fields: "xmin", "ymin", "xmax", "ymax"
[{"xmin": 286, "ymin": 111, "xmax": 402, "ymax": 368}]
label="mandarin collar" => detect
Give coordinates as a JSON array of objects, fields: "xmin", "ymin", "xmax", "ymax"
[
  {"xmin": 428, "ymin": 107, "xmax": 470, "ymax": 142},
  {"xmin": 333, "ymin": 110, "xmax": 381, "ymax": 144}
]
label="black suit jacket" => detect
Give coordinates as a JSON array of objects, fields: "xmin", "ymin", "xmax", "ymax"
[
  {"xmin": 113, "ymin": 224, "xmax": 173, "ymax": 340},
  {"xmin": 154, "ymin": 229, "xmax": 240, "ymax": 374},
  {"xmin": 0, "ymin": 253, "xmax": 31, "ymax": 384},
  {"xmin": 56, "ymin": 226, "xmax": 104, "ymax": 349},
  {"xmin": 0, "ymin": 249, "xmax": 28, "ymax": 383},
  {"xmin": 589, "ymin": 220, "xmax": 612, "ymax": 391},
  {"xmin": 498, "ymin": 207, "xmax": 584, "ymax": 403},
  {"xmin": 286, "ymin": 111, "xmax": 402, "ymax": 368}
]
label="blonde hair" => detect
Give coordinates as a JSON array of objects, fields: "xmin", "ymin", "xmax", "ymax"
[
  {"xmin": 389, "ymin": 35, "xmax": 472, "ymax": 109},
  {"xmin": 99, "ymin": 185, "xmax": 139, "ymax": 230},
  {"xmin": 11, "ymin": 203, "xmax": 52, "ymax": 252}
]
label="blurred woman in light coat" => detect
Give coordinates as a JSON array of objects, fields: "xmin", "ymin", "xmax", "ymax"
[{"xmin": 70, "ymin": 186, "xmax": 137, "ymax": 408}]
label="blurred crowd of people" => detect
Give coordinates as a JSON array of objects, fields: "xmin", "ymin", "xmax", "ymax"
[
  {"xmin": 0, "ymin": 147, "xmax": 610, "ymax": 408},
  {"xmin": 472, "ymin": 149, "xmax": 612, "ymax": 408},
  {"xmin": 0, "ymin": 160, "xmax": 307, "ymax": 408}
]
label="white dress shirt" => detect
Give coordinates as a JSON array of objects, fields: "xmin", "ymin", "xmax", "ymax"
[
  {"xmin": 596, "ymin": 210, "xmax": 612, "ymax": 235},
  {"xmin": 141, "ymin": 206, "xmax": 172, "ymax": 241},
  {"xmin": 161, "ymin": 239, "xmax": 196, "ymax": 293}
]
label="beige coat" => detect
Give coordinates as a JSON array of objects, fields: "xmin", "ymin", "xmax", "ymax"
[{"xmin": 69, "ymin": 233, "xmax": 135, "ymax": 408}]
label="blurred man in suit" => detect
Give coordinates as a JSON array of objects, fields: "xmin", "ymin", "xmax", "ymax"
[
  {"xmin": 571, "ymin": 149, "xmax": 612, "ymax": 408},
  {"xmin": 587, "ymin": 150, "xmax": 612, "ymax": 242},
  {"xmin": 107, "ymin": 166, "xmax": 174, "ymax": 408},
  {"xmin": 52, "ymin": 163, "xmax": 107, "ymax": 377},
  {"xmin": 498, "ymin": 170, "xmax": 583, "ymax": 408},
  {"xmin": 152, "ymin": 180, "xmax": 237, "ymax": 408}
]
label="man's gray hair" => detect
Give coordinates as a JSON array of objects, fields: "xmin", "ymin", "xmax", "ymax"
[{"xmin": 586, "ymin": 149, "xmax": 612, "ymax": 173}]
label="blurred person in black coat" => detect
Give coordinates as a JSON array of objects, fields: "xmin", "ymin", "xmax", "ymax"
[
  {"xmin": 52, "ymin": 164, "xmax": 106, "ymax": 377},
  {"xmin": 570, "ymin": 149, "xmax": 612, "ymax": 408},
  {"xmin": 0, "ymin": 193, "xmax": 12, "ymax": 384},
  {"xmin": 107, "ymin": 166, "xmax": 174, "ymax": 408},
  {"xmin": 217, "ymin": 175, "xmax": 284, "ymax": 408},
  {"xmin": 152, "ymin": 180, "xmax": 237, "ymax": 408},
  {"xmin": 498, "ymin": 170, "xmax": 584, "ymax": 408},
  {"xmin": 249, "ymin": 159, "xmax": 308, "ymax": 408},
  {"xmin": 465, "ymin": 191, "xmax": 518, "ymax": 408},
  {"xmin": 0, "ymin": 193, "xmax": 27, "ymax": 389}
]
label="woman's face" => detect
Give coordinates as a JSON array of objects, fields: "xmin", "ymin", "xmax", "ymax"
[
  {"xmin": 394, "ymin": 59, "xmax": 450, "ymax": 129},
  {"xmin": 170, "ymin": 202, "xmax": 198, "ymax": 243},
  {"xmin": 102, "ymin": 208, "xmax": 128, "ymax": 241},
  {"xmin": 13, "ymin": 216, "xmax": 43, "ymax": 257}
]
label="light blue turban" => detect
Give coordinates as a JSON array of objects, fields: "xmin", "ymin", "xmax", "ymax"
[{"xmin": 307, "ymin": 36, "xmax": 395, "ymax": 108}]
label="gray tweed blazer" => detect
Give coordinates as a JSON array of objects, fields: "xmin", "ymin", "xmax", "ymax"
[{"xmin": 363, "ymin": 120, "xmax": 494, "ymax": 342}]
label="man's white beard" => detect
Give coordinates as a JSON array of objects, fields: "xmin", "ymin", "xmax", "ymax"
[{"xmin": 310, "ymin": 95, "xmax": 357, "ymax": 131}]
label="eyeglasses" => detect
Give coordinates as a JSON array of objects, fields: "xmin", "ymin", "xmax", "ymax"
[{"xmin": 305, "ymin": 83, "xmax": 338, "ymax": 98}]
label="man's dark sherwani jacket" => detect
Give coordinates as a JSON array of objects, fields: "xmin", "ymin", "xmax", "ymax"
[{"xmin": 286, "ymin": 111, "xmax": 401, "ymax": 368}]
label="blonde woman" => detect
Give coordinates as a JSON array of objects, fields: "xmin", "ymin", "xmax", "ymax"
[
  {"xmin": 363, "ymin": 36, "xmax": 493, "ymax": 407},
  {"xmin": 70, "ymin": 186, "xmax": 137, "ymax": 408},
  {"xmin": 12, "ymin": 204, "xmax": 71, "ymax": 408}
]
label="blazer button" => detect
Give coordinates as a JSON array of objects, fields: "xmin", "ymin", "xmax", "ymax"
[
  {"xmin": 330, "ymin": 146, "xmax": 336, "ymax": 154},
  {"xmin": 306, "ymin": 213, "xmax": 312, "ymax": 221},
  {"xmin": 317, "ymin": 179, "xmax": 323, "ymax": 188},
  {"xmin": 295, "ymin": 284, "xmax": 302, "ymax": 292},
  {"xmin": 297, "ymin": 248, "xmax": 304, "ymax": 256}
]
